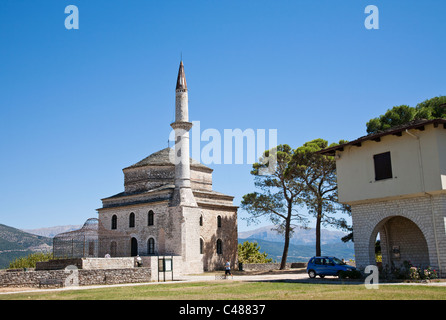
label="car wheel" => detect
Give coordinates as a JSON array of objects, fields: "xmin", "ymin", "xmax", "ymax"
[{"xmin": 308, "ymin": 270, "xmax": 316, "ymax": 279}]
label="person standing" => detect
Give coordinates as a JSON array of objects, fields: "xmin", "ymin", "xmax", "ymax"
[
  {"xmin": 225, "ymin": 260, "xmax": 233, "ymax": 279},
  {"xmin": 136, "ymin": 255, "xmax": 142, "ymax": 267}
]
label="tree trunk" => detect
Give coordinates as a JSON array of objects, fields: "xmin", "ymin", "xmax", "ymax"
[
  {"xmin": 280, "ymin": 208, "xmax": 292, "ymax": 270},
  {"xmin": 280, "ymin": 228, "xmax": 290, "ymax": 270},
  {"xmin": 315, "ymin": 204, "xmax": 322, "ymax": 257}
]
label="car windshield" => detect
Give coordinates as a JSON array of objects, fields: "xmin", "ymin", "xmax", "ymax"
[{"xmin": 332, "ymin": 258, "xmax": 345, "ymax": 265}]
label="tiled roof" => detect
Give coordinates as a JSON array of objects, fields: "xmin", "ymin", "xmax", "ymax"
[
  {"xmin": 319, "ymin": 118, "xmax": 446, "ymax": 156},
  {"xmin": 123, "ymin": 147, "xmax": 210, "ymax": 170}
]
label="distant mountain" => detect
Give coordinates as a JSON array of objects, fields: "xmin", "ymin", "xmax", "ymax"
[
  {"xmin": 0, "ymin": 224, "xmax": 53, "ymax": 269},
  {"xmin": 237, "ymin": 238, "xmax": 355, "ymax": 263},
  {"xmin": 238, "ymin": 225, "xmax": 347, "ymax": 245},
  {"xmin": 238, "ymin": 225, "xmax": 354, "ymax": 262},
  {"xmin": 23, "ymin": 225, "xmax": 81, "ymax": 238}
]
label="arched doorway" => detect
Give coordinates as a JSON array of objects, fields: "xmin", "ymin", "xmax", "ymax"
[
  {"xmin": 131, "ymin": 237, "xmax": 138, "ymax": 256},
  {"xmin": 110, "ymin": 241, "xmax": 117, "ymax": 257},
  {"xmin": 370, "ymin": 216, "xmax": 430, "ymax": 269}
]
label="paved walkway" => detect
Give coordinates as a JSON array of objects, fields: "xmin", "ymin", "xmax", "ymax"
[
  {"xmin": 0, "ymin": 271, "xmax": 307, "ymax": 296},
  {"xmin": 1, "ymin": 269, "xmax": 445, "ymax": 296},
  {"xmin": 178, "ymin": 270, "xmax": 309, "ymax": 282}
]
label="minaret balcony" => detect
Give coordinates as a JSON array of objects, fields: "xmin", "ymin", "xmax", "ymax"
[{"xmin": 170, "ymin": 121, "xmax": 193, "ymax": 131}]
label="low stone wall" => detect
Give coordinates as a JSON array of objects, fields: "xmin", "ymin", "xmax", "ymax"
[
  {"xmin": 1, "ymin": 256, "xmax": 188, "ymax": 288},
  {"xmin": 35, "ymin": 259, "xmax": 83, "ymax": 271},
  {"xmin": 0, "ymin": 267, "xmax": 151, "ymax": 288},
  {"xmin": 81, "ymin": 258, "xmax": 135, "ymax": 270},
  {"xmin": 77, "ymin": 268, "xmax": 151, "ymax": 286},
  {"xmin": 241, "ymin": 262, "xmax": 307, "ymax": 272},
  {"xmin": 35, "ymin": 257, "xmax": 136, "ymax": 271}
]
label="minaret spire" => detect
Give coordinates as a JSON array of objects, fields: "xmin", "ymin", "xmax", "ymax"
[
  {"xmin": 176, "ymin": 61, "xmax": 187, "ymax": 91},
  {"xmin": 170, "ymin": 60, "xmax": 197, "ymax": 207}
]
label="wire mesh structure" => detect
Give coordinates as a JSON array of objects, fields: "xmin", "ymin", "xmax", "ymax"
[{"xmin": 53, "ymin": 218, "xmax": 130, "ymax": 258}]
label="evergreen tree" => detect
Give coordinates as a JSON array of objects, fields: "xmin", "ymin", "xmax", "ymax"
[
  {"xmin": 237, "ymin": 241, "xmax": 273, "ymax": 263},
  {"xmin": 241, "ymin": 144, "xmax": 307, "ymax": 269},
  {"xmin": 366, "ymin": 96, "xmax": 446, "ymax": 134},
  {"xmin": 290, "ymin": 139, "xmax": 351, "ymax": 256}
]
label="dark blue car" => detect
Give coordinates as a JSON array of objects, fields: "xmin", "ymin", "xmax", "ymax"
[{"xmin": 306, "ymin": 256, "xmax": 356, "ymax": 278}]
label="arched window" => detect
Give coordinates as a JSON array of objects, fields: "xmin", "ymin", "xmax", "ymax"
[
  {"xmin": 148, "ymin": 238, "xmax": 155, "ymax": 255},
  {"xmin": 217, "ymin": 215, "xmax": 222, "ymax": 228},
  {"xmin": 111, "ymin": 215, "xmax": 117, "ymax": 230},
  {"xmin": 148, "ymin": 210, "xmax": 154, "ymax": 226},
  {"xmin": 199, "ymin": 215, "xmax": 203, "ymax": 226},
  {"xmin": 129, "ymin": 212, "xmax": 135, "ymax": 228},
  {"xmin": 216, "ymin": 239, "xmax": 222, "ymax": 254},
  {"xmin": 200, "ymin": 238, "xmax": 204, "ymax": 254}
]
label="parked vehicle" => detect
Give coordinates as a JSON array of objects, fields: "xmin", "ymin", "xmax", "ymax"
[{"xmin": 306, "ymin": 256, "xmax": 356, "ymax": 278}]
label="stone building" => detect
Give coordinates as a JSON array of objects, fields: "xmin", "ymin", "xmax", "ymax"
[
  {"xmin": 320, "ymin": 119, "xmax": 446, "ymax": 277},
  {"xmin": 97, "ymin": 61, "xmax": 238, "ymax": 273}
]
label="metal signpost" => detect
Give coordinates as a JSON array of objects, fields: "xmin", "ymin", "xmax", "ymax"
[{"xmin": 158, "ymin": 255, "xmax": 174, "ymax": 282}]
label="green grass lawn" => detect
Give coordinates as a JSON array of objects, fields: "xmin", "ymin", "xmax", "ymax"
[{"xmin": 1, "ymin": 281, "xmax": 446, "ymax": 300}]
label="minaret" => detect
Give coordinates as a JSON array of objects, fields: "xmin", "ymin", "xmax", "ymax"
[{"xmin": 170, "ymin": 61, "xmax": 197, "ymax": 207}]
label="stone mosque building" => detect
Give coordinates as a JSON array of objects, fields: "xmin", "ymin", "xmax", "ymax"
[{"xmin": 90, "ymin": 62, "xmax": 237, "ymax": 273}]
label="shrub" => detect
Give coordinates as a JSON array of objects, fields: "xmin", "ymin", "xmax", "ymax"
[
  {"xmin": 237, "ymin": 241, "xmax": 273, "ymax": 263},
  {"xmin": 380, "ymin": 261, "xmax": 439, "ymax": 281},
  {"xmin": 409, "ymin": 265, "xmax": 438, "ymax": 281},
  {"xmin": 8, "ymin": 252, "xmax": 53, "ymax": 269}
]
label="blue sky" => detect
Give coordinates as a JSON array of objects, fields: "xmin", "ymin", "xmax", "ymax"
[{"xmin": 0, "ymin": 1, "xmax": 445, "ymax": 231}]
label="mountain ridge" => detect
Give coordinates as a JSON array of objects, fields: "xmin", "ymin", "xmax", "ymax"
[
  {"xmin": 238, "ymin": 225, "xmax": 354, "ymax": 262},
  {"xmin": 0, "ymin": 224, "xmax": 53, "ymax": 268},
  {"xmin": 22, "ymin": 225, "xmax": 82, "ymax": 238},
  {"xmin": 238, "ymin": 238, "xmax": 355, "ymax": 262},
  {"xmin": 238, "ymin": 225, "xmax": 347, "ymax": 245}
]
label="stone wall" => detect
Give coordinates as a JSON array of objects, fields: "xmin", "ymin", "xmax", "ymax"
[
  {"xmin": 0, "ymin": 267, "xmax": 151, "ymax": 288},
  {"xmin": 98, "ymin": 202, "xmax": 171, "ymax": 257},
  {"xmin": 35, "ymin": 258, "xmax": 83, "ymax": 271},
  {"xmin": 352, "ymin": 194, "xmax": 446, "ymax": 277},
  {"xmin": 241, "ymin": 262, "xmax": 306, "ymax": 272},
  {"xmin": 98, "ymin": 194, "xmax": 238, "ymax": 272},
  {"xmin": 198, "ymin": 205, "xmax": 238, "ymax": 272},
  {"xmin": 36, "ymin": 258, "xmax": 136, "ymax": 270},
  {"xmin": 81, "ymin": 257, "xmax": 135, "ymax": 269}
]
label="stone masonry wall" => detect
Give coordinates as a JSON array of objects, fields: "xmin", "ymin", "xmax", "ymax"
[
  {"xmin": 199, "ymin": 206, "xmax": 238, "ymax": 271},
  {"xmin": 36, "ymin": 258, "xmax": 136, "ymax": 271},
  {"xmin": 99, "ymin": 202, "xmax": 171, "ymax": 256},
  {"xmin": 81, "ymin": 257, "xmax": 135, "ymax": 269},
  {"xmin": 0, "ymin": 267, "xmax": 151, "ymax": 288},
  {"xmin": 241, "ymin": 263, "xmax": 306, "ymax": 272},
  {"xmin": 99, "ymin": 198, "xmax": 238, "ymax": 272},
  {"xmin": 352, "ymin": 194, "xmax": 446, "ymax": 277}
]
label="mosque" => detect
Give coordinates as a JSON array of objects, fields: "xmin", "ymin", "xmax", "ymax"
[{"xmin": 96, "ymin": 61, "xmax": 238, "ymax": 272}]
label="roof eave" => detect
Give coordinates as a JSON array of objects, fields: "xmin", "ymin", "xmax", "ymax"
[{"xmin": 318, "ymin": 118, "xmax": 446, "ymax": 156}]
